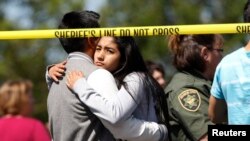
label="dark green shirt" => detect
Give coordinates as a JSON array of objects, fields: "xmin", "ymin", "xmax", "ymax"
[{"xmin": 165, "ymin": 71, "xmax": 213, "ymax": 141}]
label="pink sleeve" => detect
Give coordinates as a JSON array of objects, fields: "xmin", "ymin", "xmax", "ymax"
[{"xmin": 33, "ymin": 121, "xmax": 51, "ymax": 141}]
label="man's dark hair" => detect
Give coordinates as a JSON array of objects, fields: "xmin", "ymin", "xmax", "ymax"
[
  {"xmin": 58, "ymin": 11, "xmax": 100, "ymax": 53},
  {"xmin": 244, "ymin": 0, "xmax": 250, "ymax": 22}
]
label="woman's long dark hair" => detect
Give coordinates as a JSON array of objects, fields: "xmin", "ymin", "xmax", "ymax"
[
  {"xmin": 112, "ymin": 37, "xmax": 147, "ymax": 84},
  {"xmin": 112, "ymin": 37, "xmax": 171, "ymax": 140}
]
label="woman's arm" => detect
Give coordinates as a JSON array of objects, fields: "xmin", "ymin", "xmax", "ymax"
[
  {"xmin": 67, "ymin": 70, "xmax": 141, "ymax": 123},
  {"xmin": 45, "ymin": 61, "xmax": 66, "ymax": 89},
  {"xmin": 67, "ymin": 70, "xmax": 168, "ymax": 141}
]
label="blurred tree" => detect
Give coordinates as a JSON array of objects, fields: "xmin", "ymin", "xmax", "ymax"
[
  {"xmin": 0, "ymin": 0, "xmax": 85, "ymax": 122},
  {"xmin": 100, "ymin": 0, "xmax": 247, "ymax": 79},
  {"xmin": 101, "ymin": 0, "xmax": 168, "ymax": 59}
]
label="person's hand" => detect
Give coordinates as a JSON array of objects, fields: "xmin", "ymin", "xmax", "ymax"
[
  {"xmin": 48, "ymin": 60, "xmax": 66, "ymax": 82},
  {"xmin": 66, "ymin": 71, "xmax": 84, "ymax": 89}
]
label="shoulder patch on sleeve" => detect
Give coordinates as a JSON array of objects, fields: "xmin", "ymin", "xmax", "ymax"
[{"xmin": 178, "ymin": 89, "xmax": 201, "ymax": 112}]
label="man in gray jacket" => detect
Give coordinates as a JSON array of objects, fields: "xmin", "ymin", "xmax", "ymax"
[{"xmin": 47, "ymin": 11, "xmax": 114, "ymax": 141}]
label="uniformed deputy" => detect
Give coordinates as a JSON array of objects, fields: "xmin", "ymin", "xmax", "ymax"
[{"xmin": 165, "ymin": 34, "xmax": 224, "ymax": 141}]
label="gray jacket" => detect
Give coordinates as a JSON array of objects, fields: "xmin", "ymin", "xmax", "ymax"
[{"xmin": 47, "ymin": 52, "xmax": 114, "ymax": 141}]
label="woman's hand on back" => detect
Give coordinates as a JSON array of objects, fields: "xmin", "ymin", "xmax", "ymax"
[
  {"xmin": 48, "ymin": 60, "xmax": 66, "ymax": 82},
  {"xmin": 66, "ymin": 71, "xmax": 84, "ymax": 89}
]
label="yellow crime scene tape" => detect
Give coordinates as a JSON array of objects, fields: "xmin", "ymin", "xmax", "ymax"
[{"xmin": 1, "ymin": 23, "xmax": 250, "ymax": 40}]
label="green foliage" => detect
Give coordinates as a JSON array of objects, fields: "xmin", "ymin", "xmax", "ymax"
[
  {"xmin": 100, "ymin": 0, "xmax": 248, "ymax": 79},
  {"xmin": 101, "ymin": 0, "xmax": 247, "ymax": 54},
  {"xmin": 0, "ymin": 0, "xmax": 85, "ymax": 122},
  {"xmin": 100, "ymin": 0, "xmax": 169, "ymax": 60}
]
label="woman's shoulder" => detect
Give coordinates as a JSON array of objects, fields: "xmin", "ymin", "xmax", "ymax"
[
  {"xmin": 21, "ymin": 117, "xmax": 45, "ymax": 125},
  {"xmin": 124, "ymin": 72, "xmax": 145, "ymax": 82},
  {"xmin": 1, "ymin": 116, "xmax": 45, "ymax": 129},
  {"xmin": 90, "ymin": 68, "xmax": 113, "ymax": 78}
]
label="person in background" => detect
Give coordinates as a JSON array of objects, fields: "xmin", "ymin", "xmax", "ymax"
[
  {"xmin": 0, "ymin": 79, "xmax": 51, "ymax": 141},
  {"xmin": 146, "ymin": 60, "xmax": 167, "ymax": 88},
  {"xmin": 209, "ymin": 0, "xmax": 250, "ymax": 125},
  {"xmin": 165, "ymin": 34, "xmax": 224, "ymax": 141}
]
